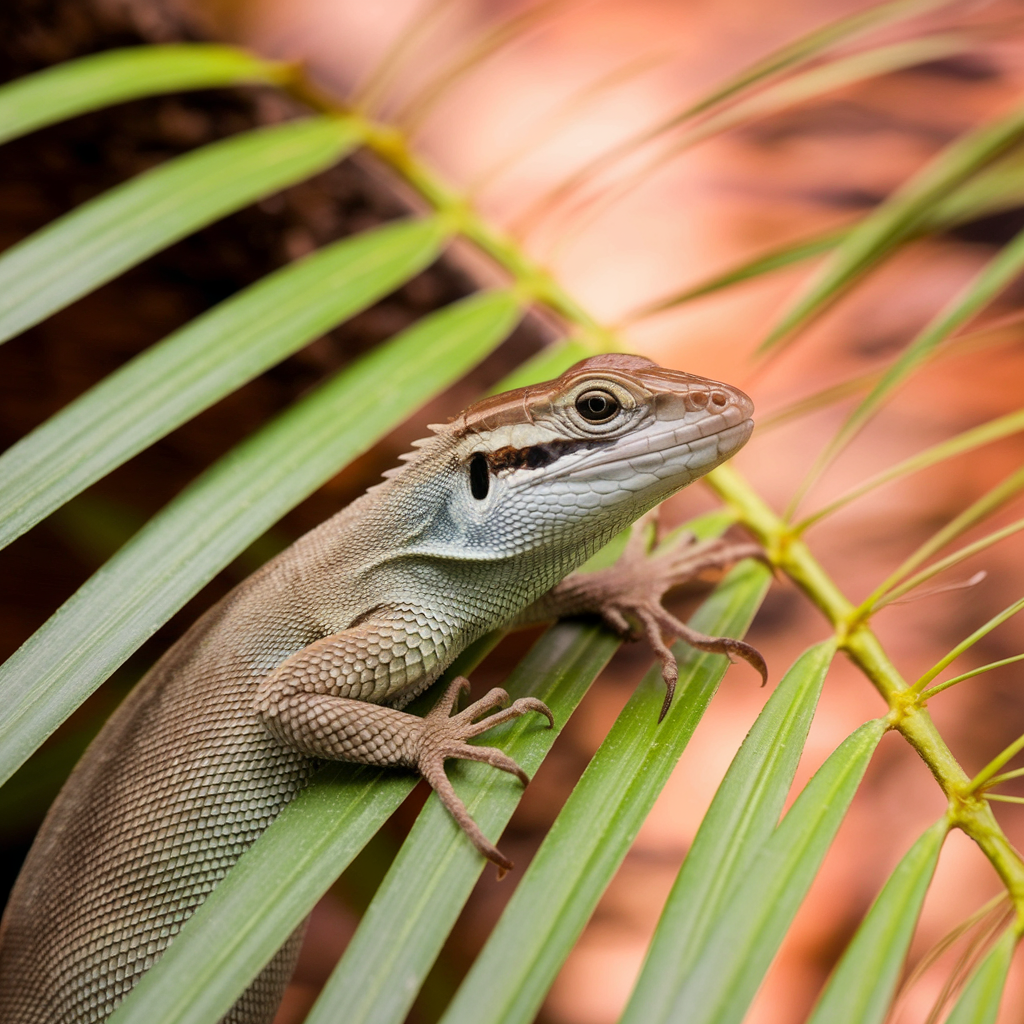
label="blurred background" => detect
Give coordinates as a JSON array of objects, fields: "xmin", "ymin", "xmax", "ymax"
[{"xmin": 2, "ymin": 0, "xmax": 1024, "ymax": 1021}]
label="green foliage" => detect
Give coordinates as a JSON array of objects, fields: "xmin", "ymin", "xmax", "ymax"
[
  {"xmin": 623, "ymin": 641, "xmax": 834, "ymax": 1023},
  {"xmin": 944, "ymin": 927, "xmax": 1017, "ymax": 1024},
  {"xmin": 0, "ymin": 215, "xmax": 444, "ymax": 548},
  {"xmin": 440, "ymin": 559, "xmax": 771, "ymax": 1024},
  {"xmin": 0, "ymin": 116, "xmax": 363, "ymax": 347},
  {"xmin": 0, "ymin": 44, "xmax": 290, "ymax": 144},
  {"xmin": 760, "ymin": 99, "xmax": 1024, "ymax": 352},
  {"xmin": 2, "ymin": 5, "xmax": 1023, "ymax": 1022},
  {"xmin": 805, "ymin": 821, "xmax": 947, "ymax": 1024},
  {"xmin": 650, "ymin": 718, "xmax": 887, "ymax": 1024}
]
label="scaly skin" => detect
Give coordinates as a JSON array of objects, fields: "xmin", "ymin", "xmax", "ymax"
[{"xmin": 0, "ymin": 354, "xmax": 756, "ymax": 1023}]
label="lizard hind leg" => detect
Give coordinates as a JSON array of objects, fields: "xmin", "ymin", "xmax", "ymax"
[{"xmin": 416, "ymin": 676, "xmax": 553, "ymax": 877}]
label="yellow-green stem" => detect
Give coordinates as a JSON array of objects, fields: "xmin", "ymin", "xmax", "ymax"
[{"xmin": 708, "ymin": 463, "xmax": 1024, "ymax": 915}]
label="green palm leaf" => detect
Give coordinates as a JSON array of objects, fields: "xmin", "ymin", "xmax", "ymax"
[
  {"xmin": 803, "ymin": 224, "xmax": 1024, "ymax": 491},
  {"xmin": 651, "ymin": 718, "xmax": 886, "ymax": 1024},
  {"xmin": 943, "ymin": 927, "xmax": 1017, "ymax": 1024},
  {"xmin": 761, "ymin": 103, "xmax": 1024, "ymax": 352},
  {"xmin": 805, "ymin": 821, "xmax": 947, "ymax": 1024},
  {"xmin": 0, "ymin": 116, "xmax": 364, "ymax": 347},
  {"xmin": 0, "ymin": 44, "xmax": 289, "ymax": 145},
  {"xmin": 439, "ymin": 555, "xmax": 771, "ymax": 1024},
  {"xmin": 0, "ymin": 216, "xmax": 444, "ymax": 549},
  {"xmin": 622, "ymin": 641, "xmax": 835, "ymax": 1023}
]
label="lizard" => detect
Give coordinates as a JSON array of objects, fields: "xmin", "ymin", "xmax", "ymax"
[{"xmin": 0, "ymin": 352, "xmax": 764, "ymax": 1024}]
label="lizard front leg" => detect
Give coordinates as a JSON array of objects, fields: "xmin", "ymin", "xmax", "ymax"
[
  {"xmin": 253, "ymin": 612, "xmax": 551, "ymax": 873},
  {"xmin": 514, "ymin": 513, "xmax": 768, "ymax": 720}
]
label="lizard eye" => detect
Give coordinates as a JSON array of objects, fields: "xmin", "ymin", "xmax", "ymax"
[
  {"xmin": 469, "ymin": 452, "xmax": 490, "ymax": 499},
  {"xmin": 575, "ymin": 389, "xmax": 619, "ymax": 422}
]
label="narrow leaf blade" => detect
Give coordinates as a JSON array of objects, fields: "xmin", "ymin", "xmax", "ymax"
[
  {"xmin": 0, "ymin": 115, "xmax": 365, "ymax": 346},
  {"xmin": 761, "ymin": 101, "xmax": 1024, "ymax": 352},
  {"xmin": 622, "ymin": 640, "xmax": 836, "ymax": 1023},
  {"xmin": 662, "ymin": 717, "xmax": 886, "ymax": 1024},
  {"xmin": 802, "ymin": 406, "xmax": 1024, "ymax": 529},
  {"xmin": 439, "ymin": 557, "xmax": 772, "ymax": 1024},
  {"xmin": 0, "ymin": 44, "xmax": 291, "ymax": 145},
  {"xmin": 822, "ymin": 224, "xmax": 1024, "ymax": 465},
  {"xmin": 625, "ymin": 229, "xmax": 842, "ymax": 322},
  {"xmin": 944, "ymin": 926, "xmax": 1017, "ymax": 1024},
  {"xmin": 0, "ymin": 290, "xmax": 523, "ymax": 787},
  {"xmin": 805, "ymin": 820, "xmax": 947, "ymax": 1024},
  {"xmin": 0, "ymin": 215, "xmax": 445, "ymax": 549}
]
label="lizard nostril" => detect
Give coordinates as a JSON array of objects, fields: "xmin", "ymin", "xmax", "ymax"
[
  {"xmin": 710, "ymin": 391, "xmax": 728, "ymax": 407},
  {"xmin": 688, "ymin": 391, "xmax": 708, "ymax": 409}
]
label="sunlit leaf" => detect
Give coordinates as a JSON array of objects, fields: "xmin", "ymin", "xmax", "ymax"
[
  {"xmin": 0, "ymin": 44, "xmax": 290, "ymax": 145},
  {"xmin": 923, "ymin": 653, "xmax": 1024, "ymax": 700},
  {"xmin": 969, "ymin": 728, "xmax": 1024, "ymax": 794},
  {"xmin": 761, "ymin": 101, "xmax": 1024, "ymax": 352},
  {"xmin": 538, "ymin": 34, "xmax": 976, "ymax": 255},
  {"xmin": 621, "ymin": 641, "xmax": 835, "ymax": 1024},
  {"xmin": 911, "ymin": 594, "xmax": 1024, "ymax": 695},
  {"xmin": 0, "ymin": 290, "xmax": 523, "ymax": 788},
  {"xmin": 517, "ymin": 0, "xmax": 958, "ymax": 233},
  {"xmin": 663, "ymin": 35, "xmax": 975, "ymax": 169},
  {"xmin": 470, "ymin": 51, "xmax": 674, "ymax": 197},
  {"xmin": 621, "ymin": 229, "xmax": 844, "ymax": 324},
  {"xmin": 624, "ymin": 147, "xmax": 1024, "ymax": 323},
  {"xmin": 0, "ymin": 216, "xmax": 444, "ymax": 550},
  {"xmin": 762, "ymin": 311, "xmax": 1024, "ymax": 434},
  {"xmin": 396, "ymin": 0, "xmax": 575, "ymax": 128},
  {"xmin": 800, "ymin": 407, "xmax": 1024, "ymax": 530},
  {"xmin": 438, "ymin": 558, "xmax": 772, "ymax": 1024},
  {"xmin": 865, "ymin": 467, "xmax": 1024, "ymax": 611},
  {"xmin": 0, "ymin": 116, "xmax": 364, "ymax": 347},
  {"xmin": 794, "ymin": 224, "xmax": 1024, "ymax": 506},
  {"xmin": 933, "ymin": 144, "xmax": 1024, "ymax": 228},
  {"xmin": 663, "ymin": 0, "xmax": 956, "ymax": 129},
  {"xmin": 352, "ymin": 0, "xmax": 462, "ymax": 111},
  {"xmin": 644, "ymin": 718, "xmax": 885, "ymax": 1024},
  {"xmin": 880, "ymin": 513, "xmax": 1024, "ymax": 611},
  {"xmin": 805, "ymin": 821, "xmax": 947, "ymax": 1024},
  {"xmin": 943, "ymin": 926, "xmax": 1017, "ymax": 1024}
]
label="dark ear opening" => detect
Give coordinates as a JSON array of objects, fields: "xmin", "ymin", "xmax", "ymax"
[{"xmin": 469, "ymin": 452, "xmax": 490, "ymax": 500}]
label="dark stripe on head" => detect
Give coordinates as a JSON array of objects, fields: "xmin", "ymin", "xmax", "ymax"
[{"xmin": 484, "ymin": 437, "xmax": 610, "ymax": 474}]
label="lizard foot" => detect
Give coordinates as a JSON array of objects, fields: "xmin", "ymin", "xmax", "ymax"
[
  {"xmin": 415, "ymin": 676, "xmax": 553, "ymax": 876},
  {"xmin": 554, "ymin": 512, "xmax": 768, "ymax": 721}
]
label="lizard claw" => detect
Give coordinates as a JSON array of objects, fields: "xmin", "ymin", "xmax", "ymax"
[
  {"xmin": 415, "ymin": 676, "xmax": 553, "ymax": 877},
  {"xmin": 545, "ymin": 513, "xmax": 768, "ymax": 720}
]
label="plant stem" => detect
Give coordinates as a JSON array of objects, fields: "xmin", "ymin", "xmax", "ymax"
[{"xmin": 707, "ymin": 463, "xmax": 1024, "ymax": 917}]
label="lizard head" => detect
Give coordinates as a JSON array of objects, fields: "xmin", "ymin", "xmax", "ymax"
[{"xmin": 422, "ymin": 353, "xmax": 753, "ymax": 559}]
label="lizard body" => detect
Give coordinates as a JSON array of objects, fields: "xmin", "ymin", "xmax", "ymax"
[{"xmin": 0, "ymin": 354, "xmax": 757, "ymax": 1023}]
